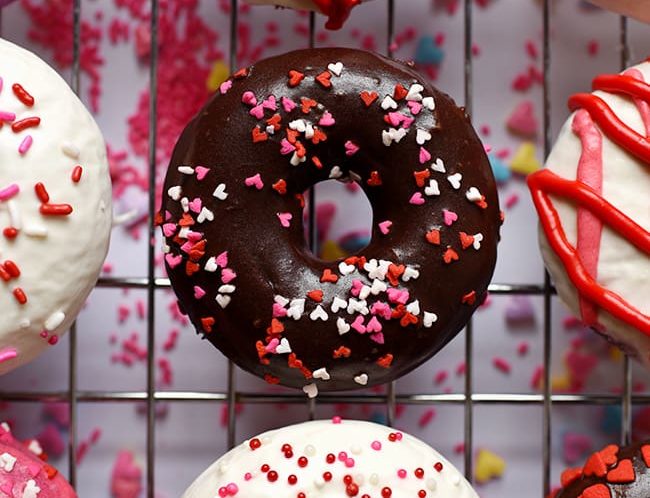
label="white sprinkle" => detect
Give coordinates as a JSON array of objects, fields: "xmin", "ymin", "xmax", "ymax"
[
  {"xmin": 274, "ymin": 295, "xmax": 290, "ymax": 306},
  {"xmin": 347, "ymin": 298, "xmax": 369, "ymax": 315},
  {"xmin": 402, "ymin": 266, "xmax": 420, "ymax": 281},
  {"xmin": 276, "ymin": 338, "xmax": 292, "ymax": 354},
  {"xmin": 289, "ymin": 119, "xmax": 307, "ymax": 132},
  {"xmin": 381, "ymin": 95, "xmax": 398, "ymax": 110},
  {"xmin": 465, "ymin": 186, "xmax": 482, "ymax": 202},
  {"xmin": 180, "ymin": 197, "xmax": 189, "ymax": 213},
  {"xmin": 302, "ymin": 383, "xmax": 318, "ymax": 398},
  {"xmin": 370, "ymin": 474, "xmax": 380, "ymax": 486},
  {"xmin": 426, "ymin": 477, "xmax": 438, "ymax": 491},
  {"xmin": 406, "ymin": 300, "xmax": 421, "ymax": 316},
  {"xmin": 331, "ymin": 296, "xmax": 348, "ymax": 313},
  {"xmin": 178, "ymin": 165, "xmax": 195, "ymax": 175},
  {"xmin": 309, "ymin": 305, "xmax": 328, "ymax": 321},
  {"xmin": 422, "ymin": 96, "xmax": 435, "ymax": 111},
  {"xmin": 329, "ymin": 166, "xmax": 343, "ymax": 179},
  {"xmin": 44, "ymin": 311, "xmax": 65, "ymax": 331},
  {"xmin": 197, "ymin": 207, "xmax": 214, "ymax": 223},
  {"xmin": 167, "ymin": 186, "xmax": 182, "ymax": 201},
  {"xmin": 370, "ymin": 279, "xmax": 387, "ymax": 295},
  {"xmin": 327, "ymin": 62, "xmax": 343, "ymax": 76},
  {"xmin": 286, "ymin": 299, "xmax": 305, "ymax": 320},
  {"xmin": 336, "ymin": 317, "xmax": 351, "ymax": 335},
  {"xmin": 61, "ymin": 142, "xmax": 80, "ymax": 159},
  {"xmin": 27, "ymin": 439, "xmax": 42, "ymax": 456},
  {"xmin": 424, "ymin": 179, "xmax": 440, "ymax": 196},
  {"xmin": 205, "ymin": 257, "xmax": 218, "ymax": 272},
  {"xmin": 423, "ymin": 312, "xmax": 438, "ymax": 328},
  {"xmin": 213, "ymin": 183, "xmax": 228, "ymax": 201},
  {"xmin": 218, "ymin": 285, "xmax": 236, "ymax": 294},
  {"xmin": 24, "ymin": 224, "xmax": 48, "ymax": 238},
  {"xmin": 406, "ymin": 83, "xmax": 424, "ymax": 101},
  {"xmin": 431, "ymin": 158, "xmax": 446, "ymax": 173},
  {"xmin": 447, "ymin": 172, "xmax": 463, "ymax": 190},
  {"xmin": 313, "ymin": 367, "xmax": 331, "ymax": 380},
  {"xmin": 416, "ymin": 128, "xmax": 432, "ymax": 145},
  {"xmin": 22, "ymin": 479, "xmax": 40, "ymax": 498},
  {"xmin": 7, "ymin": 200, "xmax": 21, "ymax": 229},
  {"xmin": 338, "ymin": 262, "xmax": 355, "ymax": 276},
  {"xmin": 359, "ymin": 285, "xmax": 371, "ymax": 300},
  {"xmin": 353, "ymin": 373, "xmax": 368, "ymax": 385},
  {"xmin": 290, "ymin": 152, "xmax": 306, "ymax": 166},
  {"xmin": 0, "ymin": 452, "xmax": 16, "ymax": 472},
  {"xmin": 305, "ymin": 444, "xmax": 316, "ymax": 457},
  {"xmin": 216, "ymin": 294, "xmax": 231, "ymax": 308},
  {"xmin": 473, "ymin": 233, "xmax": 484, "ymax": 250}
]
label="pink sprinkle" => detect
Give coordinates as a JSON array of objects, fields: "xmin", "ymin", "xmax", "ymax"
[
  {"xmin": 195, "ymin": 166, "xmax": 210, "ymax": 181},
  {"xmin": 244, "ymin": 173, "xmax": 264, "ymax": 190},
  {"xmin": 338, "ymin": 451, "xmax": 348, "ymax": 461},
  {"xmin": 505, "ymin": 193, "xmax": 519, "ymax": 209},
  {"xmin": 409, "ymin": 192, "xmax": 425, "ymax": 205},
  {"xmin": 419, "ymin": 147, "xmax": 431, "ymax": 164},
  {"xmin": 262, "ymin": 95, "xmax": 277, "ymax": 111},
  {"xmin": 408, "ymin": 101, "xmax": 422, "ymax": 115},
  {"xmin": 366, "ymin": 316, "xmax": 382, "ymax": 333},
  {"xmin": 188, "ymin": 198, "xmax": 202, "ymax": 213},
  {"xmin": 18, "ymin": 135, "xmax": 33, "ymax": 155},
  {"xmin": 350, "ymin": 279, "xmax": 363, "ymax": 297},
  {"xmin": 265, "ymin": 338, "xmax": 279, "ymax": 353},
  {"xmin": 456, "ymin": 362, "xmax": 466, "ymax": 376},
  {"xmin": 434, "ymin": 370, "xmax": 448, "ymax": 385},
  {"xmin": 344, "ymin": 458, "xmax": 355, "ymax": 468},
  {"xmin": 351, "ymin": 316, "xmax": 366, "ymax": 334},
  {"xmin": 219, "ymin": 80, "xmax": 233, "ymax": 94},
  {"xmin": 221, "ymin": 268, "xmax": 237, "ymax": 284},
  {"xmin": 370, "ymin": 332, "xmax": 384, "ymax": 344},
  {"xmin": 530, "ymin": 365, "xmax": 544, "ymax": 390},
  {"xmin": 386, "ymin": 288, "xmax": 409, "ymax": 305},
  {"xmin": 117, "ymin": 305, "xmax": 130, "ymax": 323},
  {"xmin": 0, "ymin": 348, "xmax": 17, "ymax": 364},
  {"xmin": 397, "ymin": 469, "xmax": 407, "ymax": 478},
  {"xmin": 496, "ymin": 148, "xmax": 511, "ymax": 159},
  {"xmin": 344, "ymin": 140, "xmax": 359, "ymax": 156},
  {"xmin": 442, "ymin": 209, "xmax": 458, "ymax": 225},
  {"xmin": 277, "ymin": 212, "xmax": 292, "ymax": 228},
  {"xmin": 216, "ymin": 251, "xmax": 228, "ymax": 268},
  {"xmin": 370, "ymin": 301, "xmax": 391, "ymax": 320},
  {"xmin": 165, "ymin": 254, "xmax": 182, "ymax": 268},
  {"xmin": 226, "ymin": 483, "xmax": 239, "ymax": 496},
  {"xmin": 244, "ymin": 473, "xmax": 252, "ymax": 481},
  {"xmin": 493, "ymin": 357, "xmax": 511, "ymax": 374},
  {"xmin": 242, "ymin": 91, "xmax": 257, "ymax": 106},
  {"xmin": 480, "ymin": 124, "xmax": 490, "ymax": 136},
  {"xmin": 318, "ymin": 111, "xmax": 335, "ymax": 126},
  {"xmin": 272, "ymin": 303, "xmax": 288, "ymax": 318},
  {"xmin": 517, "ymin": 341, "xmax": 529, "ymax": 356},
  {"xmin": 418, "ymin": 408, "xmax": 436, "ymax": 427},
  {"xmin": 378, "ymin": 220, "xmax": 392, "ymax": 235},
  {"xmin": 332, "ymin": 416, "xmax": 342, "ymax": 424},
  {"xmin": 371, "ymin": 440, "xmax": 382, "ymax": 451},
  {"xmin": 454, "ymin": 443, "xmax": 465, "ymax": 454},
  {"xmin": 0, "ymin": 111, "xmax": 16, "ymax": 122},
  {"xmin": 162, "ymin": 223, "xmax": 177, "ymax": 237},
  {"xmin": 281, "ymin": 96, "xmax": 297, "ymax": 113},
  {"xmin": 193, "ymin": 286, "xmax": 206, "ymax": 299},
  {"xmin": 0, "ymin": 183, "xmax": 20, "ymax": 201},
  {"xmin": 249, "ymin": 104, "xmax": 264, "ymax": 119},
  {"xmin": 280, "ymin": 138, "xmax": 296, "ymax": 155}
]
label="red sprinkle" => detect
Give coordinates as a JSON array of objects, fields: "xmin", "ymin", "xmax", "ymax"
[
  {"xmin": 34, "ymin": 182, "xmax": 50, "ymax": 203},
  {"xmin": 40, "ymin": 204, "xmax": 73, "ymax": 216},
  {"xmin": 3, "ymin": 261, "xmax": 20, "ymax": 278},
  {"xmin": 11, "ymin": 117, "xmax": 41, "ymax": 133},
  {"xmin": 71, "ymin": 166, "xmax": 83, "ymax": 183},
  {"xmin": 12, "ymin": 83, "xmax": 35, "ymax": 107},
  {"xmin": 13, "ymin": 288, "xmax": 27, "ymax": 304},
  {"xmin": 3, "ymin": 227, "xmax": 18, "ymax": 239}
]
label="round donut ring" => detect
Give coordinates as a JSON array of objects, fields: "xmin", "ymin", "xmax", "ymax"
[{"xmin": 160, "ymin": 48, "xmax": 501, "ymax": 393}]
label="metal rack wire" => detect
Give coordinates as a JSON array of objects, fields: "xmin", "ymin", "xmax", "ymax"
[{"xmin": 0, "ymin": 1, "xmax": 638, "ymax": 497}]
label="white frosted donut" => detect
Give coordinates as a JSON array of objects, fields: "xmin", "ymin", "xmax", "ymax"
[
  {"xmin": 0, "ymin": 38, "xmax": 112, "ymax": 374},
  {"xmin": 244, "ymin": 0, "xmax": 366, "ymax": 29},
  {"xmin": 529, "ymin": 60, "xmax": 650, "ymax": 365},
  {"xmin": 182, "ymin": 418, "xmax": 477, "ymax": 498}
]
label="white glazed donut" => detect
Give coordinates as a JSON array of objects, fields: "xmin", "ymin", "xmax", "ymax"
[
  {"xmin": 0, "ymin": 38, "xmax": 112, "ymax": 374},
  {"xmin": 528, "ymin": 59, "xmax": 650, "ymax": 365},
  {"xmin": 183, "ymin": 418, "xmax": 478, "ymax": 498}
]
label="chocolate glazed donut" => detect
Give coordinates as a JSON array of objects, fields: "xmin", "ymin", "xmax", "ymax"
[
  {"xmin": 160, "ymin": 48, "xmax": 501, "ymax": 393},
  {"xmin": 555, "ymin": 441, "xmax": 650, "ymax": 498}
]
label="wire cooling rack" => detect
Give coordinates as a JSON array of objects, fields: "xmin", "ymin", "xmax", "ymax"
[{"xmin": 0, "ymin": 1, "xmax": 642, "ymax": 497}]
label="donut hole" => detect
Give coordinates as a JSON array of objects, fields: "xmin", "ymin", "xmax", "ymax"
[{"xmin": 302, "ymin": 180, "xmax": 373, "ymax": 261}]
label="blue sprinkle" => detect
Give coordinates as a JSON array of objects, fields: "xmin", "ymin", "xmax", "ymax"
[
  {"xmin": 488, "ymin": 153, "xmax": 511, "ymax": 184},
  {"xmin": 415, "ymin": 36, "xmax": 445, "ymax": 66}
]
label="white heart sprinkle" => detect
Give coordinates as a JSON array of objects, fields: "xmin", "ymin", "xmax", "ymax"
[
  {"xmin": 178, "ymin": 165, "xmax": 194, "ymax": 175},
  {"xmin": 359, "ymin": 285, "xmax": 371, "ymax": 300},
  {"xmin": 197, "ymin": 207, "xmax": 214, "ymax": 223},
  {"xmin": 204, "ymin": 257, "xmax": 218, "ymax": 272},
  {"xmin": 180, "ymin": 197, "xmax": 189, "ymax": 213},
  {"xmin": 347, "ymin": 298, "xmax": 369, "ymax": 315},
  {"xmin": 290, "ymin": 152, "xmax": 306, "ymax": 166},
  {"xmin": 302, "ymin": 383, "xmax": 318, "ymax": 398},
  {"xmin": 406, "ymin": 300, "xmax": 421, "ymax": 316},
  {"xmin": 381, "ymin": 95, "xmax": 398, "ymax": 110},
  {"xmin": 416, "ymin": 128, "xmax": 432, "ymax": 145},
  {"xmin": 310, "ymin": 305, "xmax": 328, "ymax": 321},
  {"xmin": 274, "ymin": 295, "xmax": 289, "ymax": 306},
  {"xmin": 289, "ymin": 119, "xmax": 307, "ymax": 132},
  {"xmin": 331, "ymin": 296, "xmax": 348, "ymax": 313},
  {"xmin": 338, "ymin": 262, "xmax": 355, "ymax": 275},
  {"xmin": 431, "ymin": 158, "xmax": 446, "ymax": 173},
  {"xmin": 304, "ymin": 123, "xmax": 314, "ymax": 140},
  {"xmin": 313, "ymin": 367, "xmax": 331, "ymax": 380},
  {"xmin": 266, "ymin": 125, "xmax": 275, "ymax": 135},
  {"xmin": 466, "ymin": 186, "xmax": 482, "ymax": 202},
  {"xmin": 216, "ymin": 294, "xmax": 231, "ymax": 308},
  {"xmin": 287, "ymin": 299, "xmax": 305, "ymax": 320},
  {"xmin": 218, "ymin": 284, "xmax": 236, "ymax": 294},
  {"xmin": 337, "ymin": 317, "xmax": 351, "ymax": 335},
  {"xmin": 213, "ymin": 183, "xmax": 228, "ymax": 200},
  {"xmin": 424, "ymin": 179, "xmax": 440, "ymax": 196},
  {"xmin": 276, "ymin": 338, "xmax": 292, "ymax": 354},
  {"xmin": 406, "ymin": 83, "xmax": 424, "ymax": 101},
  {"xmin": 327, "ymin": 62, "xmax": 343, "ymax": 76},
  {"xmin": 354, "ymin": 374, "xmax": 369, "ymax": 386},
  {"xmin": 423, "ymin": 311, "xmax": 438, "ymax": 328},
  {"xmin": 473, "ymin": 233, "xmax": 484, "ymax": 250},
  {"xmin": 422, "ymin": 96, "xmax": 435, "ymax": 110},
  {"xmin": 167, "ymin": 186, "xmax": 182, "ymax": 201},
  {"xmin": 402, "ymin": 266, "xmax": 420, "ymax": 281},
  {"xmin": 329, "ymin": 166, "xmax": 343, "ymax": 179},
  {"xmin": 370, "ymin": 279, "xmax": 387, "ymax": 295},
  {"xmin": 447, "ymin": 172, "xmax": 463, "ymax": 190}
]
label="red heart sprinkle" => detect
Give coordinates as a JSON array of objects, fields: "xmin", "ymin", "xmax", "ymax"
[
  {"xmin": 301, "ymin": 97, "xmax": 317, "ymax": 114},
  {"xmin": 264, "ymin": 374, "xmax": 280, "ymax": 384},
  {"xmin": 606, "ymin": 459, "xmax": 634, "ymax": 484},
  {"xmin": 413, "ymin": 169, "xmax": 431, "ymax": 188},
  {"xmin": 376, "ymin": 354, "xmax": 393, "ymax": 368},
  {"xmin": 312, "ymin": 128, "xmax": 327, "ymax": 144},
  {"xmin": 459, "ymin": 232, "xmax": 475, "ymax": 250},
  {"xmin": 307, "ymin": 290, "xmax": 324, "ymax": 302},
  {"xmin": 641, "ymin": 445, "xmax": 650, "ymax": 467},
  {"xmin": 599, "ymin": 445, "xmax": 619, "ymax": 466},
  {"xmin": 360, "ymin": 91, "xmax": 378, "ymax": 107},
  {"xmin": 333, "ymin": 346, "xmax": 351, "ymax": 358},
  {"xmin": 233, "ymin": 68, "xmax": 248, "ymax": 79},
  {"xmin": 393, "ymin": 83, "xmax": 408, "ymax": 101},
  {"xmin": 272, "ymin": 179, "xmax": 287, "ymax": 195},
  {"xmin": 321, "ymin": 269, "xmax": 339, "ymax": 283},
  {"xmin": 387, "ymin": 264, "xmax": 405, "ymax": 286},
  {"xmin": 426, "ymin": 229, "xmax": 441, "ymax": 245},
  {"xmin": 266, "ymin": 318, "xmax": 284, "ymax": 335},
  {"xmin": 461, "ymin": 291, "xmax": 477, "ymax": 305},
  {"xmin": 443, "ymin": 247, "xmax": 459, "ymax": 264},
  {"xmin": 185, "ymin": 261, "xmax": 200, "ymax": 276},
  {"xmin": 266, "ymin": 113, "xmax": 281, "ymax": 131},
  {"xmin": 286, "ymin": 129, "xmax": 299, "ymax": 143},
  {"xmin": 581, "ymin": 484, "xmax": 611, "ymax": 498},
  {"xmin": 288, "ymin": 69, "xmax": 305, "ymax": 87},
  {"xmin": 316, "ymin": 70, "xmax": 332, "ymax": 88},
  {"xmin": 367, "ymin": 171, "xmax": 382, "ymax": 186},
  {"xmin": 400, "ymin": 312, "xmax": 418, "ymax": 327},
  {"xmin": 251, "ymin": 127, "xmax": 268, "ymax": 143},
  {"xmin": 560, "ymin": 467, "xmax": 583, "ymax": 487},
  {"xmin": 201, "ymin": 317, "xmax": 215, "ymax": 333},
  {"xmin": 583, "ymin": 452, "xmax": 607, "ymax": 478}
]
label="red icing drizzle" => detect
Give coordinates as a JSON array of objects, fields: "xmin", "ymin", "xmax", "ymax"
[
  {"xmin": 529, "ymin": 68, "xmax": 650, "ymax": 336},
  {"xmin": 572, "ymin": 109, "xmax": 603, "ymax": 327},
  {"xmin": 312, "ymin": 0, "xmax": 362, "ymax": 30}
]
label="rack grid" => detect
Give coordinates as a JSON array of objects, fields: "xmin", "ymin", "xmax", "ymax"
[{"xmin": 0, "ymin": 1, "xmax": 637, "ymax": 497}]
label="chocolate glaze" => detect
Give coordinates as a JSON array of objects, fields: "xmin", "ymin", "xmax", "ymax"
[
  {"xmin": 161, "ymin": 48, "xmax": 500, "ymax": 391},
  {"xmin": 556, "ymin": 441, "xmax": 650, "ymax": 498}
]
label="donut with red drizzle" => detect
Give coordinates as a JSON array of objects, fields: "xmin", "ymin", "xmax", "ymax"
[
  {"xmin": 160, "ymin": 48, "xmax": 500, "ymax": 393},
  {"xmin": 245, "ymin": 0, "xmax": 364, "ymax": 30},
  {"xmin": 553, "ymin": 441, "xmax": 650, "ymax": 498},
  {"xmin": 528, "ymin": 59, "xmax": 650, "ymax": 366},
  {"xmin": 0, "ymin": 422, "xmax": 77, "ymax": 497}
]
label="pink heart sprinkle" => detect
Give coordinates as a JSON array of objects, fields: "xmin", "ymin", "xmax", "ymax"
[
  {"xmin": 409, "ymin": 192, "xmax": 425, "ymax": 205},
  {"xmin": 371, "ymin": 301, "xmax": 392, "ymax": 320},
  {"xmin": 241, "ymin": 91, "xmax": 257, "ymax": 106},
  {"xmin": 187, "ymin": 231, "xmax": 202, "ymax": 242},
  {"xmin": 244, "ymin": 173, "xmax": 264, "ymax": 190},
  {"xmin": 249, "ymin": 104, "xmax": 264, "ymax": 119},
  {"xmin": 193, "ymin": 286, "xmax": 206, "ymax": 299},
  {"xmin": 215, "ymin": 251, "xmax": 228, "ymax": 268},
  {"xmin": 344, "ymin": 140, "xmax": 359, "ymax": 156},
  {"xmin": 118, "ymin": 305, "xmax": 130, "ymax": 322},
  {"xmin": 408, "ymin": 101, "xmax": 423, "ymax": 115},
  {"xmin": 219, "ymin": 80, "xmax": 232, "ymax": 94},
  {"xmin": 277, "ymin": 212, "xmax": 292, "ymax": 227},
  {"xmin": 351, "ymin": 316, "xmax": 366, "ymax": 334},
  {"xmin": 188, "ymin": 198, "xmax": 202, "ymax": 213},
  {"xmin": 318, "ymin": 111, "xmax": 336, "ymax": 127},
  {"xmin": 370, "ymin": 332, "xmax": 384, "ymax": 344},
  {"xmin": 165, "ymin": 254, "xmax": 182, "ymax": 269},
  {"xmin": 378, "ymin": 220, "xmax": 392, "ymax": 235},
  {"xmin": 401, "ymin": 116, "xmax": 415, "ymax": 129},
  {"xmin": 195, "ymin": 166, "xmax": 210, "ymax": 180},
  {"xmin": 280, "ymin": 138, "xmax": 296, "ymax": 155},
  {"xmin": 281, "ymin": 96, "xmax": 297, "ymax": 113},
  {"xmin": 386, "ymin": 112, "xmax": 402, "ymax": 126},
  {"xmin": 265, "ymin": 338, "xmax": 279, "ymax": 353},
  {"xmin": 419, "ymin": 147, "xmax": 431, "ymax": 164},
  {"xmin": 262, "ymin": 95, "xmax": 277, "ymax": 111},
  {"xmin": 443, "ymin": 209, "xmax": 458, "ymax": 226},
  {"xmin": 162, "ymin": 223, "xmax": 176, "ymax": 237},
  {"xmin": 387, "ymin": 288, "xmax": 409, "ymax": 304},
  {"xmin": 221, "ymin": 268, "xmax": 237, "ymax": 284},
  {"xmin": 180, "ymin": 241, "xmax": 193, "ymax": 253},
  {"xmin": 272, "ymin": 303, "xmax": 288, "ymax": 318},
  {"xmin": 366, "ymin": 316, "xmax": 382, "ymax": 333},
  {"xmin": 350, "ymin": 279, "xmax": 364, "ymax": 297}
]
